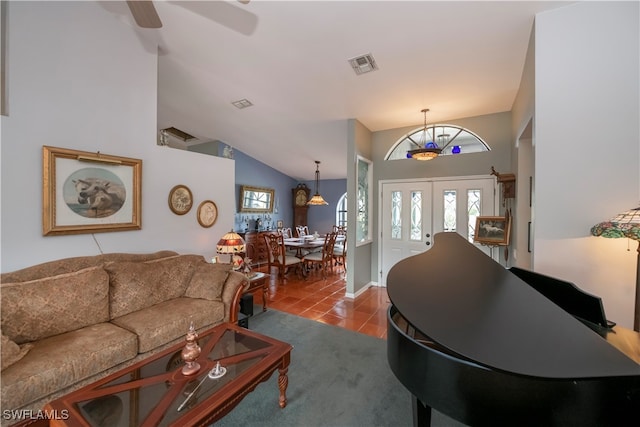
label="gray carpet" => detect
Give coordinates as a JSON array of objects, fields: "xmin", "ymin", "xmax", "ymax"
[{"xmin": 213, "ymin": 309, "xmax": 463, "ymax": 427}]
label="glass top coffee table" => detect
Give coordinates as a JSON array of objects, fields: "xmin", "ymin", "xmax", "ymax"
[{"xmin": 44, "ymin": 323, "xmax": 292, "ymax": 427}]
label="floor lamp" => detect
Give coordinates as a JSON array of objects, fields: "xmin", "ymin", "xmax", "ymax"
[{"xmin": 590, "ymin": 207, "xmax": 640, "ymax": 332}]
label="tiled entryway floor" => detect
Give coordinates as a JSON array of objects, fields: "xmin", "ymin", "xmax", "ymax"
[{"xmin": 248, "ymin": 264, "xmax": 390, "ymax": 339}]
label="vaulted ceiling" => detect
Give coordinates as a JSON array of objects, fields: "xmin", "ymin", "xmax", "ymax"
[{"xmin": 107, "ymin": 1, "xmax": 571, "ymax": 180}]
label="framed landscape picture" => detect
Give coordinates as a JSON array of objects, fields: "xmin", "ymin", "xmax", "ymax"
[
  {"xmin": 473, "ymin": 216, "xmax": 511, "ymax": 246},
  {"xmin": 42, "ymin": 146, "xmax": 142, "ymax": 236}
]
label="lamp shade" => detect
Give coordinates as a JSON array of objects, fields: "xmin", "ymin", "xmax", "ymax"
[
  {"xmin": 407, "ymin": 147, "xmax": 441, "ymax": 161},
  {"xmin": 216, "ymin": 231, "xmax": 246, "ymax": 254},
  {"xmin": 308, "ymin": 193, "xmax": 328, "ymax": 205},
  {"xmin": 590, "ymin": 207, "xmax": 640, "ymax": 240}
]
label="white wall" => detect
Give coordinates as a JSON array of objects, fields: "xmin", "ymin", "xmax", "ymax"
[
  {"xmin": 1, "ymin": 2, "xmax": 235, "ymax": 272},
  {"xmin": 533, "ymin": 2, "xmax": 640, "ymax": 328},
  {"xmin": 511, "ymin": 25, "xmax": 536, "ymax": 270}
]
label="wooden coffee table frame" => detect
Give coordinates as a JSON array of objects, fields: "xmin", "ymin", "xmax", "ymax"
[{"xmin": 44, "ymin": 323, "xmax": 291, "ymax": 427}]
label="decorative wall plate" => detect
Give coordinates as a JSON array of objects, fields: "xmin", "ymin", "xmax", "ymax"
[
  {"xmin": 197, "ymin": 200, "xmax": 218, "ymax": 228},
  {"xmin": 168, "ymin": 185, "xmax": 193, "ymax": 215}
]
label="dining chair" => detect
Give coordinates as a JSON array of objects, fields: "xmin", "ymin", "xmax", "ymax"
[
  {"xmin": 333, "ymin": 227, "xmax": 347, "ymax": 273},
  {"xmin": 296, "ymin": 225, "xmax": 310, "ymax": 238},
  {"xmin": 333, "ymin": 238, "xmax": 347, "ymax": 273},
  {"xmin": 263, "ymin": 233, "xmax": 303, "ymax": 279},
  {"xmin": 302, "ymin": 232, "xmax": 338, "ymax": 278},
  {"xmin": 281, "ymin": 227, "xmax": 293, "ymax": 239}
]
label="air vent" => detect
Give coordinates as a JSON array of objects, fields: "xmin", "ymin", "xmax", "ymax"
[
  {"xmin": 348, "ymin": 53, "xmax": 378, "ymax": 75},
  {"xmin": 232, "ymin": 99, "xmax": 254, "ymax": 109},
  {"xmin": 161, "ymin": 127, "xmax": 196, "ymax": 142}
]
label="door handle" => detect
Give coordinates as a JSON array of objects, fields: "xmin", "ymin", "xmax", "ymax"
[
  {"xmin": 426, "ymin": 241, "xmax": 430, "ymax": 246},
  {"xmin": 425, "ymin": 233, "xmax": 431, "ymax": 238}
]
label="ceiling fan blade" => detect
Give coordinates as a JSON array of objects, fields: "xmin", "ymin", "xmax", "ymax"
[{"xmin": 127, "ymin": 1, "xmax": 163, "ymax": 28}]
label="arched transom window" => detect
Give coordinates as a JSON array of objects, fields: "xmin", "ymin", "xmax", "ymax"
[{"xmin": 385, "ymin": 124, "xmax": 490, "ymax": 160}]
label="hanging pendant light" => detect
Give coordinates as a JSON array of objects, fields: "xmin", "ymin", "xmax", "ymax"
[
  {"xmin": 307, "ymin": 161, "xmax": 328, "ymax": 205},
  {"xmin": 407, "ymin": 108, "xmax": 442, "ymax": 161}
]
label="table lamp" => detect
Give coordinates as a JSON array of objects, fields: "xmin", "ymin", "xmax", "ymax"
[
  {"xmin": 216, "ymin": 231, "xmax": 246, "ymax": 270},
  {"xmin": 590, "ymin": 206, "xmax": 640, "ymax": 331}
]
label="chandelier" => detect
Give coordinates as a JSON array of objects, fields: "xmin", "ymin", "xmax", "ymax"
[{"xmin": 407, "ymin": 108, "xmax": 443, "ymax": 161}]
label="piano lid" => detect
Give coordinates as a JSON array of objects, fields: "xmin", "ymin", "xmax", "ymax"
[{"xmin": 387, "ymin": 232, "xmax": 640, "ymax": 379}]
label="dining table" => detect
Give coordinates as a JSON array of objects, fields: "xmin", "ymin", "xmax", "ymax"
[{"xmin": 283, "ymin": 234, "xmax": 345, "ymax": 258}]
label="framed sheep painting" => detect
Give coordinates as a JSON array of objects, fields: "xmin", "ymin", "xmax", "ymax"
[
  {"xmin": 473, "ymin": 216, "xmax": 511, "ymax": 246},
  {"xmin": 42, "ymin": 146, "xmax": 142, "ymax": 236}
]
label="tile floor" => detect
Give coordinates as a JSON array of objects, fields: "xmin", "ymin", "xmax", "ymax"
[{"xmin": 247, "ymin": 263, "xmax": 390, "ymax": 339}]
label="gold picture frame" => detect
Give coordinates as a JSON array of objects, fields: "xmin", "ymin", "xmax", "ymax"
[
  {"xmin": 197, "ymin": 200, "xmax": 218, "ymax": 228},
  {"xmin": 473, "ymin": 216, "xmax": 511, "ymax": 246},
  {"xmin": 168, "ymin": 184, "xmax": 193, "ymax": 215},
  {"xmin": 42, "ymin": 146, "xmax": 142, "ymax": 236},
  {"xmin": 239, "ymin": 185, "xmax": 274, "ymax": 213}
]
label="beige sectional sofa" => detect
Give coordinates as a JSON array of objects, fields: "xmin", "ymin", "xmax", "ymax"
[{"xmin": 0, "ymin": 250, "xmax": 248, "ymax": 419}]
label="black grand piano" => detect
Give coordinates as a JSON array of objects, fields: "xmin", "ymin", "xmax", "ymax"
[{"xmin": 387, "ymin": 232, "xmax": 640, "ymax": 427}]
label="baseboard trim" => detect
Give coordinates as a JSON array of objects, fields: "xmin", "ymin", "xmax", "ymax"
[{"xmin": 345, "ymin": 281, "xmax": 377, "ymax": 299}]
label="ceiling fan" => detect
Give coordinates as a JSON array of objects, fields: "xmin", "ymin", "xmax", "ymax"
[{"xmin": 126, "ymin": 0, "xmax": 250, "ymax": 29}]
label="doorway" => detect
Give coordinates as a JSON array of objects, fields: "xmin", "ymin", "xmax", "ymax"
[{"xmin": 379, "ymin": 176, "xmax": 496, "ymax": 285}]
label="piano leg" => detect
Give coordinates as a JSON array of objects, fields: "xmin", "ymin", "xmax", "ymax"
[{"xmin": 412, "ymin": 395, "xmax": 432, "ymax": 427}]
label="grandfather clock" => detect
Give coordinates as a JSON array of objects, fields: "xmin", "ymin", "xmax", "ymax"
[{"xmin": 292, "ymin": 183, "xmax": 310, "ymax": 227}]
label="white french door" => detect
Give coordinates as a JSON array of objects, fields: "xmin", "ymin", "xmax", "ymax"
[
  {"xmin": 380, "ymin": 181, "xmax": 433, "ymax": 286},
  {"xmin": 379, "ymin": 177, "xmax": 496, "ymax": 286}
]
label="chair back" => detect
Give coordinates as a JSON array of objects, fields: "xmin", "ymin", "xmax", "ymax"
[
  {"xmin": 321, "ymin": 232, "xmax": 338, "ymax": 259},
  {"xmin": 296, "ymin": 225, "xmax": 310, "ymax": 238},
  {"xmin": 332, "ymin": 225, "xmax": 347, "ymax": 234},
  {"xmin": 263, "ymin": 233, "xmax": 284, "ymax": 264},
  {"xmin": 281, "ymin": 227, "xmax": 293, "ymax": 239}
]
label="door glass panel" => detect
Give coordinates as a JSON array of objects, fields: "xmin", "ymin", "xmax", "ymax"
[
  {"xmin": 391, "ymin": 191, "xmax": 402, "ymax": 239},
  {"xmin": 443, "ymin": 190, "xmax": 456, "ymax": 232},
  {"xmin": 410, "ymin": 191, "xmax": 422, "ymax": 241},
  {"xmin": 467, "ymin": 189, "xmax": 481, "ymax": 242}
]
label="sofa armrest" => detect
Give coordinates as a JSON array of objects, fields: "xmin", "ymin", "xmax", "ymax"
[{"xmin": 221, "ymin": 271, "xmax": 249, "ymax": 323}]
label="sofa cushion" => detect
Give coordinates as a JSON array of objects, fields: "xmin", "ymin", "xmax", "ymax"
[
  {"xmin": 105, "ymin": 255, "xmax": 203, "ymax": 319},
  {"xmin": 0, "ymin": 323, "xmax": 137, "ymax": 411},
  {"xmin": 184, "ymin": 262, "xmax": 232, "ymax": 301},
  {"xmin": 1, "ymin": 333, "xmax": 32, "ymax": 371},
  {"xmin": 1, "ymin": 266, "xmax": 110, "ymax": 344},
  {"xmin": 111, "ymin": 297, "xmax": 225, "ymax": 353},
  {"xmin": 0, "ymin": 250, "xmax": 178, "ymax": 283}
]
